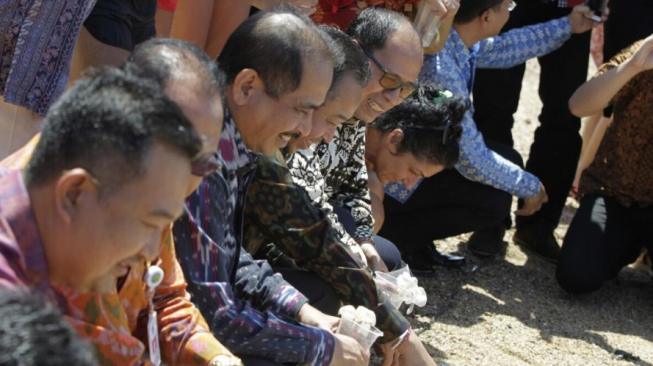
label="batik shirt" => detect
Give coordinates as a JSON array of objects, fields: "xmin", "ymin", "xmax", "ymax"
[
  {"xmin": 288, "ymin": 143, "xmax": 370, "ymax": 260},
  {"xmin": 173, "ymin": 110, "xmax": 335, "ymax": 366},
  {"xmin": 244, "ymin": 154, "xmax": 410, "ymax": 341},
  {"xmin": 0, "ymin": 1, "xmax": 96, "ymax": 115},
  {"xmin": 386, "ymin": 18, "xmax": 572, "ymax": 202},
  {"xmin": 306, "ymin": 121, "xmax": 375, "ymax": 245},
  {"xmin": 0, "ymin": 141, "xmax": 235, "ymax": 366},
  {"xmin": 580, "ymin": 39, "xmax": 653, "ymax": 206}
]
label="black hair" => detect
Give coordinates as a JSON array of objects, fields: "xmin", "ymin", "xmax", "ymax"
[
  {"xmin": 25, "ymin": 67, "xmax": 201, "ymax": 194},
  {"xmin": 347, "ymin": 7, "xmax": 412, "ymax": 52},
  {"xmin": 319, "ymin": 25, "xmax": 371, "ymax": 96},
  {"xmin": 218, "ymin": 6, "xmax": 333, "ymax": 98},
  {"xmin": 372, "ymin": 84, "xmax": 468, "ymax": 168},
  {"xmin": 124, "ymin": 38, "xmax": 225, "ymax": 97},
  {"xmin": 0, "ymin": 290, "xmax": 97, "ymax": 366},
  {"xmin": 455, "ymin": 0, "xmax": 504, "ymax": 23}
]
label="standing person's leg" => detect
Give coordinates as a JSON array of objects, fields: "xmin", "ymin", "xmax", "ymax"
[
  {"xmin": 603, "ymin": 0, "xmax": 653, "ymax": 61},
  {"xmin": 516, "ymin": 7, "xmax": 590, "ymax": 248},
  {"xmin": 0, "ymin": 99, "xmax": 41, "ymax": 160},
  {"xmin": 557, "ymin": 195, "xmax": 643, "ymax": 294},
  {"xmin": 469, "ymin": 0, "xmax": 543, "ymax": 254},
  {"xmin": 472, "ymin": 0, "xmax": 538, "ymax": 146}
]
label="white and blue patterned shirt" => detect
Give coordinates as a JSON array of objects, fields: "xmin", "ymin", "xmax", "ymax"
[{"xmin": 386, "ymin": 17, "xmax": 572, "ymax": 202}]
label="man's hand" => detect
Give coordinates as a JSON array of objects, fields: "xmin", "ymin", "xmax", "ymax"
[
  {"xmin": 379, "ymin": 331, "xmax": 436, "ymax": 366},
  {"xmin": 625, "ymin": 34, "xmax": 653, "ymax": 73},
  {"xmin": 515, "ymin": 184, "xmax": 548, "ymax": 216},
  {"xmin": 298, "ymin": 304, "xmax": 340, "ymax": 332},
  {"xmin": 438, "ymin": 0, "xmax": 460, "ymax": 22},
  {"xmin": 568, "ymin": 5, "xmax": 599, "ymax": 34},
  {"xmin": 361, "ymin": 242, "xmax": 389, "ymax": 272},
  {"xmin": 330, "ymin": 333, "xmax": 370, "ymax": 366}
]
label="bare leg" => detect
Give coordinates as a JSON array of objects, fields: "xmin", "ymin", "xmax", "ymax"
[
  {"xmin": 169, "ymin": 0, "xmax": 215, "ymax": 50},
  {"xmin": 0, "ymin": 98, "xmax": 41, "ymax": 159},
  {"xmin": 204, "ymin": 0, "xmax": 252, "ymax": 58},
  {"xmin": 68, "ymin": 27, "xmax": 130, "ymax": 85},
  {"xmin": 155, "ymin": 7, "xmax": 174, "ymax": 37}
]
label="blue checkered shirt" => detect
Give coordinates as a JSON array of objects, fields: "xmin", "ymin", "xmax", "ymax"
[{"xmin": 386, "ymin": 17, "xmax": 573, "ymax": 203}]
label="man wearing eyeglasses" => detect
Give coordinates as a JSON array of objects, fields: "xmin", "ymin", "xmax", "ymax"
[
  {"xmin": 380, "ymin": 0, "xmax": 595, "ymax": 267},
  {"xmin": 296, "ymin": 8, "xmax": 425, "ymax": 272}
]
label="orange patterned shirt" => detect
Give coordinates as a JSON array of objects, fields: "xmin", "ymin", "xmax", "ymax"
[{"xmin": 1, "ymin": 136, "xmax": 235, "ymax": 365}]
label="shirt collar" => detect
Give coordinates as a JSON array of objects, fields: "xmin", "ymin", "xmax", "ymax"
[
  {"xmin": 0, "ymin": 170, "xmax": 50, "ymax": 292},
  {"xmin": 217, "ymin": 107, "xmax": 261, "ymax": 182}
]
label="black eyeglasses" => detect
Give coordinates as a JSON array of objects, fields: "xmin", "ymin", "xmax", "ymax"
[
  {"xmin": 362, "ymin": 48, "xmax": 417, "ymax": 99},
  {"xmin": 191, "ymin": 152, "xmax": 221, "ymax": 177}
]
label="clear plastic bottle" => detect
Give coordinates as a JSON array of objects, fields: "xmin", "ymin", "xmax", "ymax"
[{"xmin": 414, "ymin": 1, "xmax": 442, "ymax": 48}]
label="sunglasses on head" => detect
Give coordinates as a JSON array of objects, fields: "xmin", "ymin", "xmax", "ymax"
[
  {"xmin": 401, "ymin": 120, "xmax": 452, "ymax": 145},
  {"xmin": 362, "ymin": 48, "xmax": 417, "ymax": 99},
  {"xmin": 191, "ymin": 152, "xmax": 221, "ymax": 177},
  {"xmin": 396, "ymin": 92, "xmax": 455, "ymax": 144}
]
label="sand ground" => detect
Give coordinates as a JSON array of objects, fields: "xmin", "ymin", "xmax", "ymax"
[{"xmin": 411, "ymin": 59, "xmax": 653, "ymax": 366}]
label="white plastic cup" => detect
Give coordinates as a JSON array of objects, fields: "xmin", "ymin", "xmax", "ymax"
[
  {"xmin": 375, "ymin": 272, "xmax": 402, "ymax": 308},
  {"xmin": 337, "ymin": 317, "xmax": 384, "ymax": 351}
]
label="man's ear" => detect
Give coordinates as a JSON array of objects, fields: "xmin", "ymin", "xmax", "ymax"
[
  {"xmin": 53, "ymin": 168, "xmax": 99, "ymax": 225},
  {"xmin": 480, "ymin": 8, "xmax": 493, "ymax": 24},
  {"xmin": 231, "ymin": 68, "xmax": 264, "ymax": 106}
]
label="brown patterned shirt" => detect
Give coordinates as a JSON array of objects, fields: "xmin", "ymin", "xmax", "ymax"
[{"xmin": 580, "ymin": 39, "xmax": 653, "ymax": 206}]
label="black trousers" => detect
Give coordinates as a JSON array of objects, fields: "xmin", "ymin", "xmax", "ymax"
[
  {"xmin": 472, "ymin": 0, "xmax": 590, "ymax": 231},
  {"xmin": 603, "ymin": 0, "xmax": 653, "ymax": 61},
  {"xmin": 380, "ymin": 141, "xmax": 522, "ymax": 254},
  {"xmin": 240, "ymin": 356, "xmax": 285, "ymax": 366},
  {"xmin": 556, "ymin": 194, "xmax": 653, "ymax": 294}
]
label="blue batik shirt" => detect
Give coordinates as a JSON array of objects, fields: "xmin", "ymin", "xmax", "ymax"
[{"xmin": 386, "ymin": 17, "xmax": 572, "ymax": 203}]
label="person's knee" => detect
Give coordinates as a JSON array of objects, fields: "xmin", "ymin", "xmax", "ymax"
[
  {"xmin": 373, "ymin": 235, "xmax": 403, "ymax": 271},
  {"xmin": 555, "ymin": 256, "xmax": 605, "ymax": 295}
]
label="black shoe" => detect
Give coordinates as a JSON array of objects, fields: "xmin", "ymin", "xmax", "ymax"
[
  {"xmin": 403, "ymin": 243, "xmax": 466, "ymax": 273},
  {"xmin": 467, "ymin": 226, "xmax": 506, "ymax": 258},
  {"xmin": 514, "ymin": 224, "xmax": 560, "ymax": 263},
  {"xmin": 430, "ymin": 249, "xmax": 467, "ymax": 269}
]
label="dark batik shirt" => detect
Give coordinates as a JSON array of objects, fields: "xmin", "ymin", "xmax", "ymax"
[
  {"xmin": 580, "ymin": 39, "xmax": 653, "ymax": 206},
  {"xmin": 243, "ymin": 155, "xmax": 411, "ymax": 342}
]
